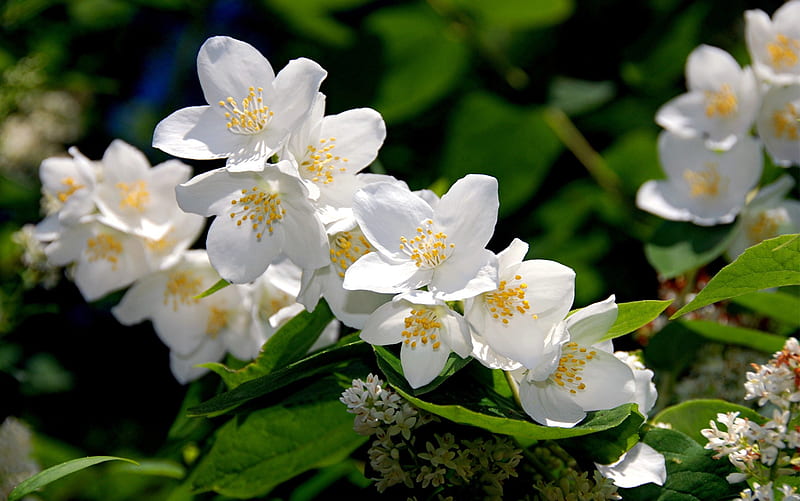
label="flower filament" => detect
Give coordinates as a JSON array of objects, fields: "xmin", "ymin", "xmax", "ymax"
[
  {"xmin": 399, "ymin": 219, "xmax": 454, "ymax": 268},
  {"xmin": 218, "ymin": 86, "xmax": 273, "ymax": 135},
  {"xmin": 767, "ymin": 34, "xmax": 800, "ymax": 69},
  {"xmin": 705, "ymin": 84, "xmax": 738, "ymax": 118},
  {"xmin": 85, "ymin": 234, "xmax": 123, "ymax": 270},
  {"xmin": 57, "ymin": 177, "xmax": 84, "ymax": 203},
  {"xmin": 116, "ymin": 180, "xmax": 150, "ymax": 211},
  {"xmin": 330, "ymin": 229, "xmax": 372, "ymax": 278},
  {"xmin": 549, "ymin": 342, "xmax": 595, "ymax": 394},
  {"xmin": 772, "ymin": 102, "xmax": 799, "ymax": 140},
  {"xmin": 483, "ymin": 274, "xmax": 538, "ymax": 324},
  {"xmin": 302, "ymin": 137, "xmax": 349, "ymax": 185},
  {"xmin": 402, "ymin": 307, "xmax": 442, "ymax": 350},
  {"xmin": 229, "ymin": 185, "xmax": 285, "ymax": 240},
  {"xmin": 684, "ymin": 162, "xmax": 727, "ymax": 199},
  {"xmin": 163, "ymin": 270, "xmax": 202, "ymax": 311}
]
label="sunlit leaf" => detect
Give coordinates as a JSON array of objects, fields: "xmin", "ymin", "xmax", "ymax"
[
  {"xmin": 603, "ymin": 299, "xmax": 673, "ymax": 340},
  {"xmin": 672, "ymin": 234, "xmax": 800, "ymax": 318},
  {"xmin": 373, "ymin": 344, "xmax": 472, "ymax": 396},
  {"xmin": 679, "ymin": 319, "xmax": 787, "ymax": 354},
  {"xmin": 9, "ymin": 456, "xmax": 138, "ymax": 501},
  {"xmin": 194, "ymin": 278, "xmax": 229, "ymax": 299},
  {"xmin": 644, "ymin": 220, "xmax": 737, "ymax": 280},
  {"xmin": 730, "ymin": 290, "xmax": 800, "ymax": 327}
]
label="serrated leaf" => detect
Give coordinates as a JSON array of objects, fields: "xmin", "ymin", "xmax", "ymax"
[
  {"xmin": 441, "ymin": 92, "xmax": 563, "ymax": 216},
  {"xmin": 730, "ymin": 290, "xmax": 800, "ymax": 327},
  {"xmin": 679, "ymin": 319, "xmax": 787, "ymax": 354},
  {"xmin": 9, "ymin": 456, "xmax": 138, "ymax": 501},
  {"xmin": 672, "ymin": 234, "xmax": 800, "ymax": 318},
  {"xmin": 189, "ymin": 377, "xmax": 367, "ymax": 498},
  {"xmin": 644, "ymin": 220, "xmax": 737, "ymax": 279},
  {"xmin": 603, "ymin": 299, "xmax": 673, "ymax": 341},
  {"xmin": 202, "ymin": 300, "xmax": 334, "ymax": 389},
  {"xmin": 187, "ymin": 339, "xmax": 371, "ymax": 417},
  {"xmin": 194, "ymin": 278, "xmax": 229, "ymax": 299},
  {"xmin": 651, "ymin": 399, "xmax": 765, "ymax": 446},
  {"xmin": 373, "ymin": 344, "xmax": 472, "ymax": 396},
  {"xmin": 366, "ymin": 3, "xmax": 468, "ymax": 123}
]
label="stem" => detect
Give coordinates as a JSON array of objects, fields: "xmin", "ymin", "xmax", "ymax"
[{"xmin": 504, "ymin": 370, "xmax": 522, "ymax": 409}]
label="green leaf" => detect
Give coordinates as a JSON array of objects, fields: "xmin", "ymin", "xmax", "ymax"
[
  {"xmin": 187, "ymin": 338, "xmax": 371, "ymax": 417},
  {"xmin": 8, "ymin": 456, "xmax": 138, "ymax": 501},
  {"xmin": 679, "ymin": 319, "xmax": 787, "ymax": 354},
  {"xmin": 620, "ymin": 427, "xmax": 741, "ymax": 500},
  {"xmin": 441, "ymin": 92, "xmax": 563, "ymax": 216},
  {"xmin": 548, "ymin": 76, "xmax": 615, "ymax": 116},
  {"xmin": 451, "ymin": 0, "xmax": 574, "ymax": 30},
  {"xmin": 189, "ymin": 377, "xmax": 367, "ymax": 498},
  {"xmin": 374, "ymin": 345, "xmax": 472, "ymax": 396},
  {"xmin": 651, "ymin": 399, "xmax": 765, "ymax": 446},
  {"xmin": 366, "ymin": 3, "xmax": 469, "ymax": 123},
  {"xmin": 561, "ymin": 406, "xmax": 644, "ymax": 464},
  {"xmin": 602, "ymin": 300, "xmax": 673, "ymax": 341},
  {"xmin": 730, "ymin": 290, "xmax": 800, "ymax": 327},
  {"xmin": 643, "ymin": 322, "xmax": 705, "ymax": 374},
  {"xmin": 202, "ymin": 300, "xmax": 334, "ymax": 389},
  {"xmin": 672, "ymin": 234, "xmax": 800, "ymax": 318},
  {"xmin": 107, "ymin": 459, "xmax": 186, "ymax": 479},
  {"xmin": 263, "ymin": 0, "xmax": 373, "ymax": 47},
  {"xmin": 194, "ymin": 278, "xmax": 229, "ymax": 299},
  {"xmin": 644, "ymin": 220, "xmax": 737, "ymax": 279}
]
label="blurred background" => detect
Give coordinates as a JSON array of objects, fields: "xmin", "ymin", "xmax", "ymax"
[{"xmin": 0, "ymin": 0, "xmax": 793, "ymax": 498}]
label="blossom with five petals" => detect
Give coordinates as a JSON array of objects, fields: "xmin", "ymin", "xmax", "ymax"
[{"xmin": 153, "ymin": 36, "xmax": 327, "ymax": 171}]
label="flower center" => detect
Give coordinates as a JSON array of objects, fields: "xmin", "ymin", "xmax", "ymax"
[
  {"xmin": 683, "ymin": 162, "xmax": 727, "ymax": 199},
  {"xmin": 767, "ymin": 34, "xmax": 800, "ymax": 69},
  {"xmin": 218, "ymin": 86, "xmax": 273, "ymax": 135},
  {"xmin": 117, "ymin": 180, "xmax": 150, "ymax": 211},
  {"xmin": 206, "ymin": 306, "xmax": 229, "ymax": 338},
  {"xmin": 330, "ymin": 229, "xmax": 373, "ymax": 278},
  {"xmin": 145, "ymin": 230, "xmax": 175, "ymax": 256},
  {"xmin": 549, "ymin": 341, "xmax": 596, "ymax": 394},
  {"xmin": 399, "ymin": 219, "xmax": 454, "ymax": 268},
  {"xmin": 705, "ymin": 84, "xmax": 738, "ymax": 118},
  {"xmin": 85, "ymin": 234, "xmax": 123, "ymax": 270},
  {"xmin": 772, "ymin": 102, "xmax": 799, "ymax": 140},
  {"xmin": 402, "ymin": 307, "xmax": 442, "ymax": 350},
  {"xmin": 163, "ymin": 270, "xmax": 203, "ymax": 311},
  {"xmin": 301, "ymin": 137, "xmax": 350, "ymax": 185},
  {"xmin": 57, "ymin": 176, "xmax": 84, "ymax": 203},
  {"xmin": 483, "ymin": 274, "xmax": 538, "ymax": 325},
  {"xmin": 746, "ymin": 210, "xmax": 786, "ymax": 244},
  {"xmin": 229, "ymin": 185, "xmax": 285, "ymax": 240}
]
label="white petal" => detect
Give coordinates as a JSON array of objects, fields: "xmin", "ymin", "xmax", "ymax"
[
  {"xmin": 436, "ymin": 174, "xmax": 499, "ymax": 251},
  {"xmin": 197, "ymin": 36, "xmax": 275, "ymax": 105},
  {"xmin": 153, "ymin": 106, "xmax": 242, "ymax": 160},
  {"xmin": 569, "ymin": 350, "xmax": 636, "ymax": 412},
  {"xmin": 438, "ymin": 310, "xmax": 472, "ymax": 358},
  {"xmin": 596, "ymin": 442, "xmax": 667, "ymax": 488},
  {"xmin": 206, "ymin": 215, "xmax": 282, "ymax": 283},
  {"xmin": 496, "ymin": 238, "xmax": 529, "ymax": 270},
  {"xmin": 519, "ymin": 378, "xmax": 586, "ymax": 427},
  {"xmin": 169, "ymin": 339, "xmax": 227, "ymax": 385},
  {"xmin": 566, "ymin": 295, "xmax": 618, "ymax": 346},
  {"xmin": 360, "ymin": 300, "xmax": 408, "ymax": 346},
  {"xmin": 343, "ymin": 252, "xmax": 431, "ymax": 294},
  {"xmin": 431, "ymin": 248, "xmax": 498, "ymax": 300},
  {"xmin": 319, "ymin": 107, "xmax": 386, "ymax": 173},
  {"xmin": 400, "ymin": 339, "xmax": 451, "ymax": 389},
  {"xmin": 269, "ymin": 58, "xmax": 327, "ymax": 131}
]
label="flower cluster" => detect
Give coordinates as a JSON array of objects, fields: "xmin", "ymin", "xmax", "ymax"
[
  {"xmin": 636, "ymin": 1, "xmax": 800, "ymax": 259},
  {"xmin": 340, "ymin": 374, "xmax": 525, "ymax": 499},
  {"xmin": 702, "ymin": 337, "xmax": 800, "ymax": 500}
]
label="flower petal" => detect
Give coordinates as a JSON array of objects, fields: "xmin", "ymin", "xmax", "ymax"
[
  {"xmin": 436, "ymin": 174, "xmax": 499, "ymax": 251},
  {"xmin": 197, "ymin": 36, "xmax": 275, "ymax": 105},
  {"xmin": 153, "ymin": 106, "xmax": 242, "ymax": 160},
  {"xmin": 400, "ymin": 339, "xmax": 451, "ymax": 389},
  {"xmin": 596, "ymin": 442, "xmax": 667, "ymax": 488},
  {"xmin": 343, "ymin": 251, "xmax": 431, "ymax": 294}
]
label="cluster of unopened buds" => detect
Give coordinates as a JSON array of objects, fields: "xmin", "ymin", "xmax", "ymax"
[
  {"xmin": 636, "ymin": 1, "xmax": 800, "ymax": 260},
  {"xmin": 702, "ymin": 337, "xmax": 800, "ymax": 501}
]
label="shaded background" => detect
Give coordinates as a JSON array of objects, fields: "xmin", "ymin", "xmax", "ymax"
[{"xmin": 0, "ymin": 0, "xmax": 792, "ymax": 498}]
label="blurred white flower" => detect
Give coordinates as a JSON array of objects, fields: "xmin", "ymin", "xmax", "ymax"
[
  {"xmin": 745, "ymin": 0, "xmax": 800, "ymax": 85},
  {"xmin": 755, "ymin": 84, "xmax": 800, "ymax": 167}
]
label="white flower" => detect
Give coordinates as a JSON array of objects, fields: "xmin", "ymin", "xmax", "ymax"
[
  {"xmin": 595, "ymin": 442, "xmax": 667, "ymax": 488},
  {"xmin": 636, "ymin": 131, "xmax": 763, "ymax": 226},
  {"xmin": 175, "ymin": 160, "xmax": 329, "ymax": 283},
  {"xmin": 515, "ymin": 296, "xmax": 637, "ymax": 428},
  {"xmin": 38, "ymin": 146, "xmax": 96, "ymax": 223},
  {"xmin": 284, "ymin": 93, "xmax": 386, "ymax": 209},
  {"xmin": 656, "ymin": 45, "xmax": 760, "ymax": 150},
  {"xmin": 153, "ymin": 36, "xmax": 326, "ymax": 171},
  {"xmin": 726, "ymin": 175, "xmax": 800, "ymax": 260},
  {"xmin": 745, "ymin": 1, "xmax": 800, "ymax": 85},
  {"xmin": 755, "ymin": 84, "xmax": 800, "ymax": 167},
  {"xmin": 112, "ymin": 250, "xmax": 256, "ymax": 384},
  {"xmin": 464, "ymin": 238, "xmax": 575, "ymax": 371},
  {"xmin": 94, "ymin": 139, "xmax": 198, "ymax": 239},
  {"xmin": 298, "ymin": 224, "xmax": 391, "ymax": 329},
  {"xmin": 344, "ymin": 174, "xmax": 499, "ymax": 301},
  {"xmin": 43, "ymin": 219, "xmax": 152, "ymax": 301},
  {"xmin": 614, "ymin": 351, "xmax": 658, "ymax": 418},
  {"xmin": 360, "ymin": 290, "xmax": 472, "ymax": 389}
]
